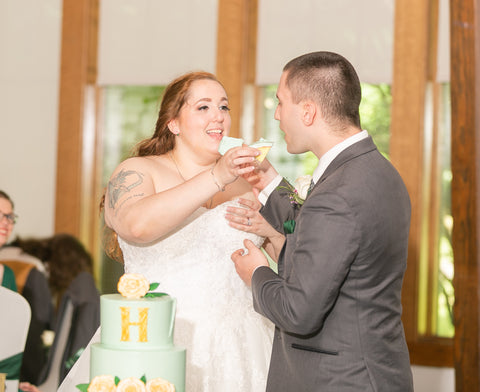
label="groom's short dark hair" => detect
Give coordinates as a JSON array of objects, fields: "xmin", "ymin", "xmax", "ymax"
[{"xmin": 283, "ymin": 51, "xmax": 362, "ymax": 129}]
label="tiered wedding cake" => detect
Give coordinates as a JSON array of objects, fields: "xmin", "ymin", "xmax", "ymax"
[{"xmin": 77, "ymin": 273, "xmax": 185, "ymax": 392}]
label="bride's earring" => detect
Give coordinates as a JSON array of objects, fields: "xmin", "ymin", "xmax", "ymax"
[{"xmin": 167, "ymin": 120, "xmax": 180, "ymax": 136}]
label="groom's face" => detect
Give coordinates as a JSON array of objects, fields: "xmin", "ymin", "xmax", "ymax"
[{"xmin": 274, "ymin": 72, "xmax": 305, "ymax": 154}]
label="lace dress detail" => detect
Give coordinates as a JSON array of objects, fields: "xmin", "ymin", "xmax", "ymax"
[{"xmin": 118, "ymin": 200, "xmax": 274, "ymax": 392}]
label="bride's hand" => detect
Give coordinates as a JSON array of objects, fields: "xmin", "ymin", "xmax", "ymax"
[
  {"xmin": 214, "ymin": 146, "xmax": 259, "ymax": 188},
  {"xmin": 241, "ymin": 158, "xmax": 279, "ymax": 191},
  {"xmin": 225, "ymin": 197, "xmax": 281, "ymax": 239}
]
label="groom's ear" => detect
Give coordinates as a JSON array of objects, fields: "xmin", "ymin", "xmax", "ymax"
[{"xmin": 301, "ymin": 101, "xmax": 316, "ymax": 126}]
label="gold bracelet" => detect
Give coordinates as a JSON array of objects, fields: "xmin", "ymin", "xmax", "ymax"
[{"xmin": 210, "ymin": 165, "xmax": 225, "ymax": 192}]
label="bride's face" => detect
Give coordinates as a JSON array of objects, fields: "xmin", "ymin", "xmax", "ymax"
[{"xmin": 173, "ymin": 79, "xmax": 231, "ymax": 157}]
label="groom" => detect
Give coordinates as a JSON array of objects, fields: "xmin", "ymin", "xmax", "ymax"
[{"xmin": 231, "ymin": 51, "xmax": 414, "ymax": 391}]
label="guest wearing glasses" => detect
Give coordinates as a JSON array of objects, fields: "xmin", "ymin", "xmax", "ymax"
[
  {"xmin": 0, "ymin": 190, "xmax": 18, "ymax": 291},
  {"xmin": 0, "ymin": 190, "xmax": 55, "ymax": 386}
]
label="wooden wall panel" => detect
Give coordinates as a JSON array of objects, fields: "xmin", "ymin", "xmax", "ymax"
[
  {"xmin": 216, "ymin": 0, "xmax": 257, "ymax": 137},
  {"xmin": 390, "ymin": 0, "xmax": 430, "ymax": 342},
  {"xmin": 390, "ymin": 0, "xmax": 454, "ymax": 367},
  {"xmin": 450, "ymin": 0, "xmax": 480, "ymax": 389},
  {"xmin": 55, "ymin": 0, "xmax": 99, "ymax": 248}
]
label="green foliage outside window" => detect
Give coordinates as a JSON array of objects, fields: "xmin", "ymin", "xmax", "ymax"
[
  {"xmin": 359, "ymin": 84, "xmax": 391, "ymax": 157},
  {"xmin": 99, "ymin": 83, "xmax": 454, "ymax": 339},
  {"xmin": 261, "ymin": 83, "xmax": 392, "ymax": 180}
]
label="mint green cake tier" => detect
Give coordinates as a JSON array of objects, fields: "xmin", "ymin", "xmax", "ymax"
[
  {"xmin": 91, "ymin": 294, "xmax": 186, "ymax": 392},
  {"xmin": 99, "ymin": 294, "xmax": 176, "ymax": 348},
  {"xmin": 90, "ymin": 344, "xmax": 186, "ymax": 392}
]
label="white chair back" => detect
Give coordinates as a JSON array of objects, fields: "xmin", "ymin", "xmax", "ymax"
[
  {"xmin": 0, "ymin": 286, "xmax": 31, "ymax": 392},
  {"xmin": 37, "ymin": 300, "xmax": 74, "ymax": 392}
]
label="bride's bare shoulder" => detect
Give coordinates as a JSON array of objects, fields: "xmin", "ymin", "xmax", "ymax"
[{"xmin": 111, "ymin": 155, "xmax": 169, "ymax": 176}]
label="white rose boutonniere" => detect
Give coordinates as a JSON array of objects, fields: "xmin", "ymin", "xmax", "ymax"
[
  {"xmin": 278, "ymin": 175, "xmax": 313, "ymax": 206},
  {"xmin": 294, "ymin": 175, "xmax": 313, "ymax": 201}
]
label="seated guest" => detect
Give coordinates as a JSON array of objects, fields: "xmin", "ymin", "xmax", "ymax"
[
  {"xmin": 11, "ymin": 233, "xmax": 95, "ymax": 309},
  {"xmin": 19, "ymin": 382, "xmax": 41, "ymax": 392},
  {"xmin": 0, "ymin": 263, "xmax": 17, "ymax": 291},
  {"xmin": 12, "ymin": 233, "xmax": 99, "ymax": 388},
  {"xmin": 0, "ymin": 190, "xmax": 55, "ymax": 385},
  {"xmin": 0, "ymin": 190, "xmax": 18, "ymax": 291}
]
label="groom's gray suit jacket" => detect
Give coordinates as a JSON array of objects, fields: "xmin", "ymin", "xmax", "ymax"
[{"xmin": 254, "ymin": 137, "xmax": 414, "ymax": 391}]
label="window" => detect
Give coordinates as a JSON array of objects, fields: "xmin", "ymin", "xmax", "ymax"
[
  {"xmin": 418, "ymin": 83, "xmax": 454, "ymax": 338},
  {"xmin": 99, "ymin": 86, "xmax": 164, "ymax": 293},
  {"xmin": 258, "ymin": 83, "xmax": 392, "ymax": 177},
  {"xmin": 96, "ymin": 83, "xmax": 455, "ymax": 348},
  {"xmin": 259, "ymin": 82, "xmax": 454, "ymax": 346}
]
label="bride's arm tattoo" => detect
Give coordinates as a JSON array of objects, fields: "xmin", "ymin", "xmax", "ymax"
[{"xmin": 108, "ymin": 169, "xmax": 145, "ymax": 213}]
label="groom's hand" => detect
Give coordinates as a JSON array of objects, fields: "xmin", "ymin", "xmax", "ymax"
[
  {"xmin": 231, "ymin": 239, "xmax": 269, "ymax": 286},
  {"xmin": 242, "ymin": 158, "xmax": 278, "ymax": 191}
]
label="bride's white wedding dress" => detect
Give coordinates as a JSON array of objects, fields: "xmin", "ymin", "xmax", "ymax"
[{"xmin": 58, "ymin": 200, "xmax": 274, "ymax": 392}]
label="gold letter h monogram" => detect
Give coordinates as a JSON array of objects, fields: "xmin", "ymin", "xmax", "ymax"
[{"xmin": 120, "ymin": 307, "xmax": 149, "ymax": 342}]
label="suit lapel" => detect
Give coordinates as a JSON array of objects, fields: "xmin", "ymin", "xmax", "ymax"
[
  {"xmin": 278, "ymin": 137, "xmax": 378, "ymax": 277},
  {"xmin": 317, "ymin": 136, "xmax": 378, "ymax": 186}
]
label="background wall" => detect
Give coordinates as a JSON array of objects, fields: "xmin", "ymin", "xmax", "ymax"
[
  {"xmin": 0, "ymin": 0, "xmax": 455, "ymax": 389},
  {"xmin": 0, "ymin": 0, "xmax": 61, "ymax": 239}
]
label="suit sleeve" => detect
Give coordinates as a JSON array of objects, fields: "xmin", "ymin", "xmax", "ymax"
[
  {"xmin": 260, "ymin": 178, "xmax": 300, "ymax": 235},
  {"xmin": 252, "ymin": 190, "xmax": 360, "ymax": 335}
]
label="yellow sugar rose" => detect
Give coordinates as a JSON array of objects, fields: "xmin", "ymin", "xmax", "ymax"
[
  {"xmin": 116, "ymin": 377, "xmax": 146, "ymax": 392},
  {"xmin": 87, "ymin": 375, "xmax": 117, "ymax": 392},
  {"xmin": 118, "ymin": 273, "xmax": 150, "ymax": 298},
  {"xmin": 146, "ymin": 378, "xmax": 176, "ymax": 392}
]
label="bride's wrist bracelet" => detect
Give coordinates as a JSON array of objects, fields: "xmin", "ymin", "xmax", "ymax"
[{"xmin": 211, "ymin": 164, "xmax": 225, "ymax": 192}]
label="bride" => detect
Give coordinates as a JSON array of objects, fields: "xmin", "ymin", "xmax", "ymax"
[{"xmin": 59, "ymin": 71, "xmax": 281, "ymax": 392}]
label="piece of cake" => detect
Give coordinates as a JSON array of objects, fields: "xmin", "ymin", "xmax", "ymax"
[
  {"xmin": 77, "ymin": 274, "xmax": 186, "ymax": 392},
  {"xmin": 218, "ymin": 135, "xmax": 244, "ymax": 155},
  {"xmin": 218, "ymin": 136, "xmax": 273, "ymax": 162},
  {"xmin": 249, "ymin": 138, "xmax": 273, "ymax": 162}
]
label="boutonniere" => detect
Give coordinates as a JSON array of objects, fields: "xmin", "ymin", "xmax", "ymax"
[
  {"xmin": 278, "ymin": 175, "xmax": 313, "ymax": 234},
  {"xmin": 277, "ymin": 175, "xmax": 313, "ymax": 206},
  {"xmin": 117, "ymin": 273, "xmax": 167, "ymax": 299}
]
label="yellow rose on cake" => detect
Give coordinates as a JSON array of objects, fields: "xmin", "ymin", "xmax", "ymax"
[
  {"xmin": 87, "ymin": 375, "xmax": 117, "ymax": 392},
  {"xmin": 146, "ymin": 378, "xmax": 176, "ymax": 392},
  {"xmin": 118, "ymin": 273, "xmax": 150, "ymax": 298},
  {"xmin": 116, "ymin": 377, "xmax": 146, "ymax": 392}
]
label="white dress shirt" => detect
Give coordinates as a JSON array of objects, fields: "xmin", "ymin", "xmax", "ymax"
[{"xmin": 258, "ymin": 130, "xmax": 369, "ymax": 205}]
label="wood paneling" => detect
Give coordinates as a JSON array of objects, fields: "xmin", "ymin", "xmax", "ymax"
[
  {"xmin": 390, "ymin": 0, "xmax": 454, "ymax": 367},
  {"xmin": 55, "ymin": 0, "xmax": 99, "ymax": 248},
  {"xmin": 450, "ymin": 0, "xmax": 480, "ymax": 389},
  {"xmin": 390, "ymin": 0, "xmax": 430, "ymax": 341},
  {"xmin": 216, "ymin": 0, "xmax": 257, "ymax": 137}
]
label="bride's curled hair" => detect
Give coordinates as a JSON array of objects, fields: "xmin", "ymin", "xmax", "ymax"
[
  {"xmin": 98, "ymin": 71, "xmax": 225, "ymax": 263},
  {"xmin": 134, "ymin": 71, "xmax": 223, "ymax": 157}
]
